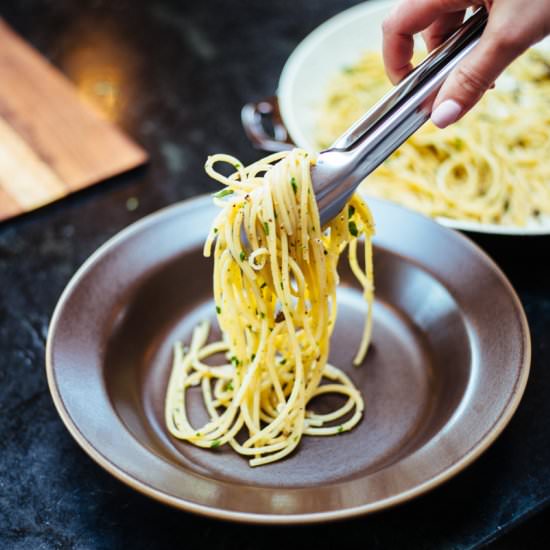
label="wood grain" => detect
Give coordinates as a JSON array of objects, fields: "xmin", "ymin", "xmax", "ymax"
[{"xmin": 0, "ymin": 18, "xmax": 147, "ymax": 221}]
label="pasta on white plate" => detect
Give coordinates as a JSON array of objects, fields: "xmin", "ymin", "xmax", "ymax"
[
  {"xmin": 317, "ymin": 49, "xmax": 550, "ymax": 227},
  {"xmin": 165, "ymin": 149, "xmax": 375, "ymax": 466}
]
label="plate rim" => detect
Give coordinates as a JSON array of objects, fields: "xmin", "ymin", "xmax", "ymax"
[{"xmin": 45, "ymin": 194, "xmax": 531, "ymax": 524}]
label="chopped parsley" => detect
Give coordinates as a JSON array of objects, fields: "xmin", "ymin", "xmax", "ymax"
[
  {"xmin": 230, "ymin": 356, "xmax": 239, "ymax": 366},
  {"xmin": 239, "ymin": 251, "xmax": 246, "ymax": 262},
  {"xmin": 263, "ymin": 221, "xmax": 270, "ymax": 235},
  {"xmin": 348, "ymin": 205, "xmax": 355, "ymax": 218},
  {"xmin": 126, "ymin": 197, "xmax": 139, "ymax": 211},
  {"xmin": 210, "ymin": 439, "xmax": 222, "ymax": 449},
  {"xmin": 290, "ymin": 177, "xmax": 298, "ymax": 194},
  {"xmin": 213, "ymin": 188, "xmax": 234, "ymax": 198},
  {"xmin": 337, "ymin": 425, "xmax": 345, "ymax": 434},
  {"xmin": 348, "ymin": 220, "xmax": 358, "ymax": 237},
  {"xmin": 251, "ymin": 353, "xmax": 256, "ymax": 361},
  {"xmin": 224, "ymin": 381, "xmax": 233, "ymax": 391},
  {"xmin": 216, "ymin": 306, "xmax": 221, "ymax": 314}
]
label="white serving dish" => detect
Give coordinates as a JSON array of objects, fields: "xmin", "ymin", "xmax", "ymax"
[{"xmin": 276, "ymin": 0, "xmax": 550, "ymax": 236}]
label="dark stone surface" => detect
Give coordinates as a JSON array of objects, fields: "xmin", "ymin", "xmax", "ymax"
[{"xmin": 0, "ymin": 1, "xmax": 548, "ymax": 548}]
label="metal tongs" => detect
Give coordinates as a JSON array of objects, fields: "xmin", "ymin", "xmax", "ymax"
[{"xmin": 313, "ymin": 8, "xmax": 488, "ymax": 225}]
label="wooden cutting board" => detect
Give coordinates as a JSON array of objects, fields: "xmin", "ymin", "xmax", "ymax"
[{"xmin": 0, "ymin": 18, "xmax": 147, "ymax": 222}]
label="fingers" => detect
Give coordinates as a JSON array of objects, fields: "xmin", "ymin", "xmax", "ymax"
[
  {"xmin": 382, "ymin": 0, "xmax": 474, "ymax": 83},
  {"xmin": 421, "ymin": 11, "xmax": 466, "ymax": 51},
  {"xmin": 431, "ymin": 18, "xmax": 532, "ymax": 127},
  {"xmin": 383, "ymin": 0, "xmax": 545, "ymax": 128}
]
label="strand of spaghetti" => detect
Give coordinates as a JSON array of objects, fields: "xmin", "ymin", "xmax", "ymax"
[
  {"xmin": 166, "ymin": 322, "xmax": 210, "ymax": 438},
  {"xmin": 201, "ymin": 377, "xmax": 245, "ymax": 446}
]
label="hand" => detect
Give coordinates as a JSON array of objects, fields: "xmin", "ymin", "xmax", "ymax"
[{"xmin": 382, "ymin": 0, "xmax": 550, "ymax": 127}]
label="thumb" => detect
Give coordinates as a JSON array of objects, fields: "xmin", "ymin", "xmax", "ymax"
[{"xmin": 430, "ymin": 22, "xmax": 530, "ymax": 128}]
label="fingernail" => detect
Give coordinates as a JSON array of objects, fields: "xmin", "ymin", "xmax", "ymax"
[{"xmin": 431, "ymin": 99, "xmax": 462, "ymax": 128}]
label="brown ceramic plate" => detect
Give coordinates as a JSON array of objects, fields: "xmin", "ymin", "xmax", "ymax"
[{"xmin": 46, "ymin": 195, "xmax": 530, "ymax": 524}]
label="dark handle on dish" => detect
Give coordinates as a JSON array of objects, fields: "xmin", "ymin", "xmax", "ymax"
[{"xmin": 241, "ymin": 96, "xmax": 294, "ymax": 152}]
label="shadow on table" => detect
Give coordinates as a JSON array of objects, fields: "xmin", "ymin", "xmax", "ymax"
[{"xmin": 466, "ymin": 233, "xmax": 550, "ymax": 290}]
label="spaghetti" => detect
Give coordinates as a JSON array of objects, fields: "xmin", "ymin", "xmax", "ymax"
[
  {"xmin": 317, "ymin": 49, "xmax": 550, "ymax": 226},
  {"xmin": 165, "ymin": 149, "xmax": 375, "ymax": 466}
]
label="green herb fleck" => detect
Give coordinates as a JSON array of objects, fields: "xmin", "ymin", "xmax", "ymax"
[
  {"xmin": 210, "ymin": 439, "xmax": 222, "ymax": 449},
  {"xmin": 216, "ymin": 306, "xmax": 221, "ymax": 314},
  {"xmin": 337, "ymin": 425, "xmax": 345, "ymax": 434},
  {"xmin": 230, "ymin": 356, "xmax": 239, "ymax": 366},
  {"xmin": 195, "ymin": 432, "xmax": 201, "ymax": 437},
  {"xmin": 280, "ymin": 282, "xmax": 284, "ymax": 290},
  {"xmin": 213, "ymin": 188, "xmax": 234, "ymax": 198},
  {"xmin": 290, "ymin": 177, "xmax": 298, "ymax": 194},
  {"xmin": 348, "ymin": 205, "xmax": 355, "ymax": 218},
  {"xmin": 348, "ymin": 220, "xmax": 358, "ymax": 237},
  {"xmin": 126, "ymin": 197, "xmax": 139, "ymax": 211},
  {"xmin": 224, "ymin": 381, "xmax": 234, "ymax": 392},
  {"xmin": 233, "ymin": 162, "xmax": 241, "ymax": 169},
  {"xmin": 454, "ymin": 137, "xmax": 464, "ymax": 150},
  {"xmin": 279, "ymin": 358, "xmax": 287, "ymax": 365},
  {"xmin": 251, "ymin": 353, "xmax": 256, "ymax": 361},
  {"xmin": 260, "ymin": 312, "xmax": 265, "ymax": 319},
  {"xmin": 213, "ymin": 227, "xmax": 218, "ymax": 233},
  {"xmin": 239, "ymin": 251, "xmax": 246, "ymax": 262},
  {"xmin": 263, "ymin": 221, "xmax": 270, "ymax": 235}
]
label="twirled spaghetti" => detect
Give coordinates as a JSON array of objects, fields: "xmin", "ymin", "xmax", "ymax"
[
  {"xmin": 165, "ymin": 149, "xmax": 375, "ymax": 466},
  {"xmin": 317, "ymin": 49, "xmax": 550, "ymax": 226}
]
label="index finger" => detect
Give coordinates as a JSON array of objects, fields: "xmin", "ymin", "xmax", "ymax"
[{"xmin": 382, "ymin": 0, "xmax": 474, "ymax": 83}]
